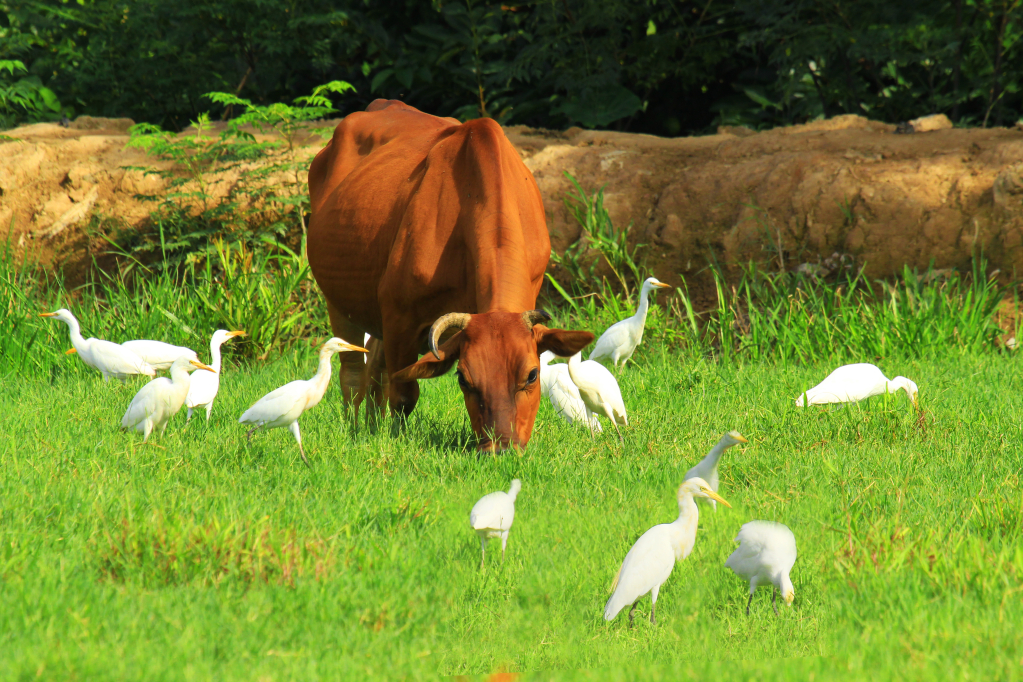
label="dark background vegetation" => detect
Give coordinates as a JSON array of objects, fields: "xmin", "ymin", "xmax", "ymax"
[{"xmin": 3, "ymin": 0, "xmax": 1022, "ymax": 134}]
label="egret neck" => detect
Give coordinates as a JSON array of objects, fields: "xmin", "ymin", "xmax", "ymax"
[
  {"xmin": 305, "ymin": 345, "xmax": 339, "ymax": 410},
  {"xmin": 702, "ymin": 437, "xmax": 733, "ymax": 471},
  {"xmin": 634, "ymin": 279, "xmax": 658, "ymax": 326},
  {"xmin": 60, "ymin": 313, "xmax": 88, "ymax": 353},
  {"xmin": 669, "ymin": 488, "xmax": 701, "ymax": 562},
  {"xmin": 165, "ymin": 358, "xmax": 195, "ymax": 404}
]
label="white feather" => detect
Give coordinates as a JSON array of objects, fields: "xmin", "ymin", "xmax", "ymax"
[
  {"xmin": 795, "ymin": 363, "xmax": 918, "ymax": 407},
  {"xmin": 588, "ymin": 277, "xmax": 670, "ymax": 368}
]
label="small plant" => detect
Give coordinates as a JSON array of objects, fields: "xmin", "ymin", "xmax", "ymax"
[{"xmin": 0, "ymin": 59, "xmax": 65, "ymax": 130}]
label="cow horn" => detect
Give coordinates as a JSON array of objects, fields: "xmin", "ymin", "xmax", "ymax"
[
  {"xmin": 429, "ymin": 312, "xmax": 471, "ymax": 357},
  {"xmin": 522, "ymin": 309, "xmax": 552, "ymax": 328}
]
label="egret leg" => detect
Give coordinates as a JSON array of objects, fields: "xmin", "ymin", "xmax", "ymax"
[
  {"xmin": 186, "ymin": 407, "xmax": 194, "ymax": 422},
  {"xmin": 289, "ymin": 422, "xmax": 311, "ymax": 468},
  {"xmin": 142, "ymin": 420, "xmax": 152, "ymax": 443},
  {"xmin": 205, "ymin": 402, "xmax": 213, "ymax": 422},
  {"xmin": 480, "ymin": 538, "xmax": 486, "ymax": 570},
  {"xmin": 610, "ymin": 417, "xmax": 624, "ymax": 443},
  {"xmin": 627, "ymin": 603, "xmax": 637, "ymax": 628},
  {"xmin": 650, "ymin": 601, "xmax": 657, "ymax": 625},
  {"xmin": 772, "ymin": 587, "xmax": 778, "ymax": 616},
  {"xmin": 246, "ymin": 424, "xmax": 261, "ymax": 441},
  {"xmin": 500, "ymin": 531, "xmax": 509, "ymax": 562},
  {"xmin": 746, "ymin": 593, "xmax": 753, "ymax": 616}
]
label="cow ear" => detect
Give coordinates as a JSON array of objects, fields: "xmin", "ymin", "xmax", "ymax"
[
  {"xmin": 533, "ymin": 325, "xmax": 595, "ymax": 356},
  {"xmin": 392, "ymin": 333, "xmax": 463, "ymax": 381}
]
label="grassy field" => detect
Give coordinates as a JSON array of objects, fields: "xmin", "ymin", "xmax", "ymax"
[{"xmin": 1, "ymin": 337, "xmax": 1020, "ymax": 680}]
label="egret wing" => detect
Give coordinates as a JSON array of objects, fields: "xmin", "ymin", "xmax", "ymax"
[
  {"xmin": 604, "ymin": 525, "xmax": 674, "ymax": 619},
  {"xmin": 548, "ymin": 369, "xmax": 588, "ymax": 423},
  {"xmin": 121, "ymin": 378, "xmax": 169, "ymax": 428},
  {"xmin": 239, "ymin": 380, "xmax": 309, "ymax": 425},
  {"xmin": 186, "ymin": 369, "xmax": 219, "ymax": 408},
  {"xmin": 589, "ymin": 320, "xmax": 633, "ymax": 361},
  {"xmin": 92, "ymin": 339, "xmax": 154, "ymax": 376},
  {"xmin": 470, "ymin": 492, "xmax": 512, "ymax": 531}
]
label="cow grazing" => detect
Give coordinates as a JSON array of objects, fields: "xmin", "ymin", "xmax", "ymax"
[{"xmin": 307, "ymin": 100, "xmax": 593, "ymax": 450}]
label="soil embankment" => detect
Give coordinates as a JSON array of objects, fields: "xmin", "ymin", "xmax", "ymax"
[{"xmin": 3, "ymin": 114, "xmax": 1023, "ymax": 304}]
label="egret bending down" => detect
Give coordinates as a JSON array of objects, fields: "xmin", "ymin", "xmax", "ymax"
[
  {"xmin": 238, "ymin": 337, "xmax": 368, "ymax": 466},
  {"xmin": 567, "ymin": 352, "xmax": 628, "ymax": 440},
  {"xmin": 604, "ymin": 478, "xmax": 730, "ymax": 626},
  {"xmin": 121, "ymin": 339, "xmax": 199, "ymax": 372},
  {"xmin": 40, "ymin": 309, "xmax": 155, "ymax": 381},
  {"xmin": 795, "ymin": 363, "xmax": 918, "ymax": 408},
  {"xmin": 589, "ymin": 277, "xmax": 671, "ymax": 368},
  {"xmin": 121, "ymin": 355, "xmax": 215, "ymax": 441},
  {"xmin": 539, "ymin": 351, "xmax": 602, "ymax": 432},
  {"xmin": 725, "ymin": 521, "xmax": 797, "ymax": 615},
  {"xmin": 684, "ymin": 430, "xmax": 748, "ymax": 511},
  {"xmin": 469, "ymin": 479, "xmax": 521, "ymax": 569},
  {"xmin": 185, "ymin": 329, "xmax": 245, "ymax": 422}
]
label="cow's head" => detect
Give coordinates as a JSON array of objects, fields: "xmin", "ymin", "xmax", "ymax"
[{"xmin": 393, "ymin": 310, "xmax": 593, "ymax": 451}]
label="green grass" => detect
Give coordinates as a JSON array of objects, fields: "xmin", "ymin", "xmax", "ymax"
[{"xmin": 1, "ymin": 341, "xmax": 1021, "ymax": 680}]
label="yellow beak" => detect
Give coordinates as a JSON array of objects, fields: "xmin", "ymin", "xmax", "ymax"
[
  {"xmin": 66, "ymin": 348, "xmax": 77, "ymax": 355},
  {"xmin": 653, "ymin": 282, "xmax": 671, "ymax": 288},
  {"xmin": 342, "ymin": 343, "xmax": 370, "ymax": 353},
  {"xmin": 228, "ymin": 330, "xmax": 246, "ymax": 338},
  {"xmin": 705, "ymin": 490, "xmax": 732, "ymax": 508},
  {"xmin": 39, "ymin": 312, "xmax": 57, "ymax": 318},
  {"xmin": 190, "ymin": 360, "xmax": 217, "ymax": 373},
  {"xmin": 735, "ymin": 433, "xmax": 748, "ymax": 443}
]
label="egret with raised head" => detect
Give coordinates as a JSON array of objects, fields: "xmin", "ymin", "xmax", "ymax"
[
  {"xmin": 40, "ymin": 309, "xmax": 155, "ymax": 381},
  {"xmin": 121, "ymin": 355, "xmax": 215, "ymax": 441},
  {"xmin": 589, "ymin": 277, "xmax": 671, "ymax": 368},
  {"xmin": 238, "ymin": 337, "xmax": 368, "ymax": 466},
  {"xmin": 185, "ymin": 329, "xmax": 245, "ymax": 422},
  {"xmin": 604, "ymin": 478, "xmax": 730, "ymax": 626},
  {"xmin": 684, "ymin": 430, "xmax": 747, "ymax": 510}
]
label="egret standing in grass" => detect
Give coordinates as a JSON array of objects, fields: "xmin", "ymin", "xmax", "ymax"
[
  {"xmin": 238, "ymin": 337, "xmax": 368, "ymax": 466},
  {"xmin": 588, "ymin": 277, "xmax": 671, "ymax": 368},
  {"xmin": 469, "ymin": 479, "xmax": 521, "ymax": 569},
  {"xmin": 567, "ymin": 351, "xmax": 628, "ymax": 440},
  {"xmin": 185, "ymin": 329, "xmax": 245, "ymax": 422},
  {"xmin": 795, "ymin": 363, "xmax": 918, "ymax": 408},
  {"xmin": 684, "ymin": 430, "xmax": 748, "ymax": 511},
  {"xmin": 604, "ymin": 478, "xmax": 730, "ymax": 626},
  {"xmin": 539, "ymin": 351, "xmax": 602, "ymax": 432},
  {"xmin": 121, "ymin": 339, "xmax": 199, "ymax": 372},
  {"xmin": 725, "ymin": 521, "xmax": 797, "ymax": 615},
  {"xmin": 121, "ymin": 355, "xmax": 215, "ymax": 441},
  {"xmin": 40, "ymin": 309, "xmax": 155, "ymax": 381}
]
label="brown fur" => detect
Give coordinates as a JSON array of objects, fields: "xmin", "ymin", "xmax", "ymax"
[{"xmin": 307, "ymin": 100, "xmax": 592, "ymax": 449}]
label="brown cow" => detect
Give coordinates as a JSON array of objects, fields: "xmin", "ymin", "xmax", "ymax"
[{"xmin": 307, "ymin": 100, "xmax": 593, "ymax": 450}]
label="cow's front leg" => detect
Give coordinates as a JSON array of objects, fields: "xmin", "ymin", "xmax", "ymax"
[
  {"xmin": 327, "ymin": 301, "xmax": 368, "ymax": 407},
  {"xmin": 384, "ymin": 336, "xmax": 421, "ymax": 419}
]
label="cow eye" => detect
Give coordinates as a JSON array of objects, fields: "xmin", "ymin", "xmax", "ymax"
[
  {"xmin": 526, "ymin": 368, "xmax": 539, "ymax": 385},
  {"xmin": 456, "ymin": 370, "xmax": 471, "ymax": 389}
]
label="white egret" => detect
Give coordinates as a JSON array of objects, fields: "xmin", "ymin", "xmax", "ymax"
[
  {"xmin": 185, "ymin": 329, "xmax": 246, "ymax": 422},
  {"xmin": 238, "ymin": 337, "xmax": 368, "ymax": 466},
  {"xmin": 684, "ymin": 430, "xmax": 748, "ymax": 511},
  {"xmin": 40, "ymin": 309, "xmax": 155, "ymax": 381},
  {"xmin": 604, "ymin": 478, "xmax": 730, "ymax": 626},
  {"xmin": 121, "ymin": 355, "xmax": 215, "ymax": 441},
  {"xmin": 567, "ymin": 351, "xmax": 628, "ymax": 440},
  {"xmin": 725, "ymin": 521, "xmax": 797, "ymax": 615},
  {"xmin": 589, "ymin": 277, "xmax": 671, "ymax": 368},
  {"xmin": 121, "ymin": 339, "xmax": 199, "ymax": 371},
  {"xmin": 539, "ymin": 351, "xmax": 602, "ymax": 432},
  {"xmin": 469, "ymin": 478, "xmax": 521, "ymax": 569},
  {"xmin": 795, "ymin": 363, "xmax": 918, "ymax": 408}
]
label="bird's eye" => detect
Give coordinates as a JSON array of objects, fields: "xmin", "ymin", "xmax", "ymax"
[
  {"xmin": 526, "ymin": 368, "xmax": 539, "ymax": 385},
  {"xmin": 456, "ymin": 370, "xmax": 471, "ymax": 389}
]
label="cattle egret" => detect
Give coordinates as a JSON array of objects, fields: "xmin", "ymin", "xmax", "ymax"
[
  {"xmin": 121, "ymin": 355, "xmax": 215, "ymax": 441},
  {"xmin": 725, "ymin": 521, "xmax": 797, "ymax": 615},
  {"xmin": 567, "ymin": 352, "xmax": 628, "ymax": 440},
  {"xmin": 539, "ymin": 351, "xmax": 602, "ymax": 432},
  {"xmin": 238, "ymin": 337, "xmax": 368, "ymax": 466},
  {"xmin": 121, "ymin": 339, "xmax": 199, "ymax": 372},
  {"xmin": 684, "ymin": 430, "xmax": 748, "ymax": 511},
  {"xmin": 604, "ymin": 478, "xmax": 730, "ymax": 626},
  {"xmin": 185, "ymin": 329, "xmax": 245, "ymax": 422},
  {"xmin": 589, "ymin": 277, "xmax": 671, "ymax": 368},
  {"xmin": 40, "ymin": 309, "xmax": 155, "ymax": 381},
  {"xmin": 795, "ymin": 363, "xmax": 918, "ymax": 408},
  {"xmin": 469, "ymin": 478, "xmax": 521, "ymax": 569}
]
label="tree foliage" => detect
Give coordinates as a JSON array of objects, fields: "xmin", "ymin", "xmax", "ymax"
[{"xmin": 2, "ymin": 0, "xmax": 1022, "ymax": 133}]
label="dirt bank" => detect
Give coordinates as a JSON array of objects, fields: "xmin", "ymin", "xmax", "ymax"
[{"xmin": 3, "ymin": 114, "xmax": 1023, "ymax": 303}]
